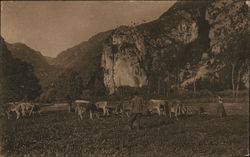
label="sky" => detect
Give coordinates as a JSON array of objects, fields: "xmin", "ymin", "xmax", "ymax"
[{"xmin": 1, "ymin": 1, "xmax": 175, "ymax": 57}]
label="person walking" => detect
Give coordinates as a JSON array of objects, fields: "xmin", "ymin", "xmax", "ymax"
[
  {"xmin": 217, "ymin": 95, "xmax": 227, "ymax": 118},
  {"xmin": 129, "ymin": 91, "xmax": 145, "ymax": 130}
]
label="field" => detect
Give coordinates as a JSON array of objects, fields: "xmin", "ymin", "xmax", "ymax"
[{"xmin": 0, "ymin": 108, "xmax": 249, "ymax": 157}]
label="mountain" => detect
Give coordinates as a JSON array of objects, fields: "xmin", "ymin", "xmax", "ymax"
[
  {"xmin": 0, "ymin": 37, "xmax": 41, "ymax": 103},
  {"xmin": 6, "ymin": 43, "xmax": 50, "ymax": 78},
  {"xmin": 101, "ymin": 0, "xmax": 213, "ymax": 94},
  {"xmin": 44, "ymin": 56, "xmax": 55, "ymax": 65},
  {"xmin": 6, "ymin": 43, "xmax": 63, "ymax": 89},
  {"xmin": 53, "ymin": 31, "xmax": 112, "ymax": 88},
  {"xmin": 101, "ymin": 0, "xmax": 248, "ymax": 94},
  {"xmin": 53, "ymin": 0, "xmax": 249, "ymax": 95}
]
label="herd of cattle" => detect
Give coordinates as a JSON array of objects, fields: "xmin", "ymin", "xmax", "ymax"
[
  {"xmin": 0, "ymin": 102, "xmax": 41, "ymax": 120},
  {"xmin": 0, "ymin": 99, "xmax": 194, "ymax": 120}
]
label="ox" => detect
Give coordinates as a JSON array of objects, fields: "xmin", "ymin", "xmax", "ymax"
[
  {"xmin": 168, "ymin": 100, "xmax": 187, "ymax": 120},
  {"xmin": 0, "ymin": 102, "xmax": 17, "ymax": 119},
  {"xmin": 0, "ymin": 102, "xmax": 40, "ymax": 119},
  {"xmin": 95, "ymin": 101, "xmax": 110, "ymax": 116},
  {"xmin": 147, "ymin": 99, "xmax": 168, "ymax": 116},
  {"xmin": 74, "ymin": 100, "xmax": 99, "ymax": 120}
]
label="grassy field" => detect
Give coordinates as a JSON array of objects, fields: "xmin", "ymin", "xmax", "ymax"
[{"xmin": 0, "ymin": 110, "xmax": 249, "ymax": 157}]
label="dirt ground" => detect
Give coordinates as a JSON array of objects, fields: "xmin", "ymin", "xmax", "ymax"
[{"xmin": 0, "ymin": 110, "xmax": 249, "ymax": 157}]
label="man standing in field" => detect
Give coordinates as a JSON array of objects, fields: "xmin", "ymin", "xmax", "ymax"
[
  {"xmin": 217, "ymin": 95, "xmax": 227, "ymax": 118},
  {"xmin": 129, "ymin": 91, "xmax": 145, "ymax": 130}
]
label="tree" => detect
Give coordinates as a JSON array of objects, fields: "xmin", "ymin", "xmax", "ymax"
[
  {"xmin": 40, "ymin": 70, "xmax": 83, "ymax": 103},
  {"xmin": 219, "ymin": 30, "xmax": 249, "ymax": 97},
  {"xmin": 0, "ymin": 37, "xmax": 41, "ymax": 103},
  {"xmin": 86, "ymin": 69, "xmax": 107, "ymax": 98}
]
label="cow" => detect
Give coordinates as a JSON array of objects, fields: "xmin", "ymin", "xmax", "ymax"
[
  {"xmin": 74, "ymin": 100, "xmax": 99, "ymax": 120},
  {"xmin": 147, "ymin": 99, "xmax": 168, "ymax": 116},
  {"xmin": 68, "ymin": 102, "xmax": 78, "ymax": 113},
  {"xmin": 95, "ymin": 101, "xmax": 109, "ymax": 116},
  {"xmin": 19, "ymin": 102, "xmax": 41, "ymax": 117},
  {"xmin": 0, "ymin": 102, "xmax": 18, "ymax": 119},
  {"xmin": 28, "ymin": 103, "xmax": 41, "ymax": 116},
  {"xmin": 0, "ymin": 102, "xmax": 41, "ymax": 119},
  {"xmin": 168, "ymin": 100, "xmax": 186, "ymax": 120}
]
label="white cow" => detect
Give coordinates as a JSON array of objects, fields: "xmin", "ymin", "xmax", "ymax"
[
  {"xmin": 95, "ymin": 101, "xmax": 109, "ymax": 116},
  {"xmin": 1, "ymin": 102, "xmax": 40, "ymax": 119},
  {"xmin": 0, "ymin": 102, "xmax": 19, "ymax": 119},
  {"xmin": 74, "ymin": 100, "xmax": 99, "ymax": 120},
  {"xmin": 168, "ymin": 100, "xmax": 186, "ymax": 120},
  {"xmin": 148, "ymin": 99, "xmax": 168, "ymax": 116}
]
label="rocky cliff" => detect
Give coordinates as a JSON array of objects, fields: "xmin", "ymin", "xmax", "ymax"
[
  {"xmin": 100, "ymin": 0, "xmax": 249, "ymax": 94},
  {"xmin": 101, "ymin": 1, "xmax": 211, "ymax": 94},
  {"xmin": 101, "ymin": 26, "xmax": 148, "ymax": 94},
  {"xmin": 53, "ymin": 0, "xmax": 249, "ymax": 95}
]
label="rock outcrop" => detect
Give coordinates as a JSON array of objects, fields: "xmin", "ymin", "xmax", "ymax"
[
  {"xmin": 101, "ymin": 1, "xmax": 210, "ymax": 94},
  {"xmin": 101, "ymin": 26, "xmax": 148, "ymax": 94}
]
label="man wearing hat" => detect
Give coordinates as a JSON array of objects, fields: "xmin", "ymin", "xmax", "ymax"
[{"xmin": 129, "ymin": 91, "xmax": 145, "ymax": 130}]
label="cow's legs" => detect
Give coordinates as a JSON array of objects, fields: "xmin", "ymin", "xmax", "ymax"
[
  {"xmin": 29, "ymin": 106, "xmax": 34, "ymax": 116},
  {"xmin": 106, "ymin": 108, "xmax": 110, "ymax": 116},
  {"xmin": 175, "ymin": 108, "xmax": 179, "ymax": 120},
  {"xmin": 126, "ymin": 112, "xmax": 130, "ymax": 119},
  {"xmin": 79, "ymin": 113, "xmax": 83, "ymax": 120},
  {"xmin": 102, "ymin": 107, "xmax": 106, "ymax": 116},
  {"xmin": 89, "ymin": 111, "xmax": 93, "ymax": 119},
  {"xmin": 157, "ymin": 107, "xmax": 161, "ymax": 116},
  {"xmin": 16, "ymin": 110, "xmax": 21, "ymax": 119},
  {"xmin": 21, "ymin": 107, "xmax": 26, "ymax": 117},
  {"xmin": 78, "ymin": 109, "xmax": 83, "ymax": 120}
]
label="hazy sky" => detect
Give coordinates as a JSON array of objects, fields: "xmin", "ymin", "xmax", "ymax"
[{"xmin": 1, "ymin": 1, "xmax": 175, "ymax": 57}]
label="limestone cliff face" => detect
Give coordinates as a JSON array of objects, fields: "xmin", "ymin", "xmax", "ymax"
[
  {"xmin": 101, "ymin": 2, "xmax": 208, "ymax": 94},
  {"xmin": 53, "ymin": 0, "xmax": 248, "ymax": 94},
  {"xmin": 101, "ymin": 26, "xmax": 147, "ymax": 94},
  {"xmin": 100, "ymin": 0, "xmax": 249, "ymax": 93}
]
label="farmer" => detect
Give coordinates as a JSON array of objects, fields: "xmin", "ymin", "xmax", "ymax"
[
  {"xmin": 129, "ymin": 91, "xmax": 145, "ymax": 130},
  {"xmin": 217, "ymin": 95, "xmax": 227, "ymax": 118}
]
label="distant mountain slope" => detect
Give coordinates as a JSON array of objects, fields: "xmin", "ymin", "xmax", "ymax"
[
  {"xmin": 53, "ymin": 31, "xmax": 112, "ymax": 86},
  {"xmin": 0, "ymin": 37, "xmax": 41, "ymax": 102},
  {"xmin": 44, "ymin": 56, "xmax": 55, "ymax": 65},
  {"xmin": 7, "ymin": 43, "xmax": 50, "ymax": 77},
  {"xmin": 6, "ymin": 43, "xmax": 62, "ymax": 89}
]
